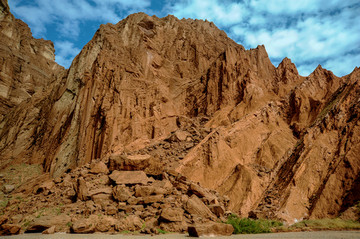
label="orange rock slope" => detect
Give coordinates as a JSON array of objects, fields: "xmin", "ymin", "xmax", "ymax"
[{"xmin": 0, "ymin": 0, "xmax": 359, "ymax": 228}]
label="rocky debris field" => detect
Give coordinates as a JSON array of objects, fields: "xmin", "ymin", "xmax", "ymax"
[{"xmin": 0, "ymin": 153, "xmax": 233, "ymax": 236}]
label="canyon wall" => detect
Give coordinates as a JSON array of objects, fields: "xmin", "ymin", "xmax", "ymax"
[{"xmin": 0, "ymin": 0, "xmax": 359, "ymax": 223}]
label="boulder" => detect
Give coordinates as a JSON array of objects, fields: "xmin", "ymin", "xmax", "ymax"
[
  {"xmin": 71, "ymin": 218, "xmax": 96, "ymax": 233},
  {"xmin": 109, "ymin": 170, "xmax": 150, "ymax": 185},
  {"xmin": 92, "ymin": 193, "xmax": 113, "ymax": 206},
  {"xmin": 153, "ymin": 179, "xmax": 173, "ymax": 191},
  {"xmin": 188, "ymin": 223, "xmax": 234, "ymax": 237},
  {"xmin": 186, "ymin": 195, "xmax": 216, "ymax": 219},
  {"xmin": 0, "ymin": 224, "xmax": 21, "ymax": 235},
  {"xmin": 208, "ymin": 204, "xmax": 225, "ymax": 217},
  {"xmin": 135, "ymin": 185, "xmax": 167, "ymax": 197},
  {"xmin": 109, "ymin": 154, "xmax": 151, "ymax": 171},
  {"xmin": 77, "ymin": 178, "xmax": 89, "ymax": 201},
  {"xmin": 88, "ymin": 186, "xmax": 112, "ymax": 196},
  {"xmin": 95, "ymin": 175, "xmax": 111, "ymax": 185},
  {"xmin": 42, "ymin": 225, "xmax": 56, "ymax": 234},
  {"xmin": 35, "ymin": 180, "xmax": 55, "ymax": 194},
  {"xmin": 160, "ymin": 221, "xmax": 188, "ymax": 232},
  {"xmin": 105, "ymin": 204, "xmax": 118, "ymax": 215},
  {"xmin": 166, "ymin": 130, "xmax": 191, "ymax": 142},
  {"xmin": 27, "ymin": 215, "xmax": 71, "ymax": 232},
  {"xmin": 188, "ymin": 183, "xmax": 217, "ymax": 204},
  {"xmin": 113, "ymin": 185, "xmax": 132, "ymax": 201},
  {"xmin": 90, "ymin": 161, "xmax": 109, "ymax": 174},
  {"xmin": 160, "ymin": 208, "xmax": 184, "ymax": 222},
  {"xmin": 142, "ymin": 195, "xmax": 164, "ymax": 204},
  {"xmin": 95, "ymin": 218, "xmax": 112, "ymax": 232},
  {"xmin": 116, "ymin": 215, "xmax": 143, "ymax": 231},
  {"xmin": 175, "ymin": 130, "xmax": 191, "ymax": 141}
]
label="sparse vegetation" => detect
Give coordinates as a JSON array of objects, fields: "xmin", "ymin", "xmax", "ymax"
[
  {"xmin": 226, "ymin": 215, "xmax": 360, "ymax": 234},
  {"xmin": 66, "ymin": 221, "xmax": 73, "ymax": 227},
  {"xmin": 290, "ymin": 218, "xmax": 360, "ymax": 230},
  {"xmin": 54, "ymin": 207, "xmax": 61, "ymax": 215},
  {"xmin": 226, "ymin": 214, "xmax": 283, "ymax": 234},
  {"xmin": 0, "ymin": 199, "xmax": 9, "ymax": 209},
  {"xmin": 157, "ymin": 228, "xmax": 169, "ymax": 234},
  {"xmin": 35, "ymin": 208, "xmax": 46, "ymax": 218},
  {"xmin": 22, "ymin": 220, "xmax": 31, "ymax": 230}
]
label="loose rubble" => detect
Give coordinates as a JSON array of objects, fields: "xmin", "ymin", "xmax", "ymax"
[{"xmin": 0, "ymin": 156, "xmax": 232, "ymax": 235}]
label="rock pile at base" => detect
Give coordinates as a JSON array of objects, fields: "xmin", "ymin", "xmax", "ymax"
[{"xmin": 0, "ymin": 157, "xmax": 231, "ymax": 235}]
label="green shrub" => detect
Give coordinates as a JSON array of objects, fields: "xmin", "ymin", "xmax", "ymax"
[
  {"xmin": 157, "ymin": 228, "xmax": 168, "ymax": 234},
  {"xmin": 66, "ymin": 222, "xmax": 73, "ymax": 227},
  {"xmin": 226, "ymin": 214, "xmax": 282, "ymax": 234}
]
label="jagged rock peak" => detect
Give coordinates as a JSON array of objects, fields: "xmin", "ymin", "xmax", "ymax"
[
  {"xmin": 118, "ymin": 12, "xmax": 225, "ymax": 30},
  {"xmin": 277, "ymin": 57, "xmax": 298, "ymax": 75},
  {"xmin": 308, "ymin": 64, "xmax": 338, "ymax": 81}
]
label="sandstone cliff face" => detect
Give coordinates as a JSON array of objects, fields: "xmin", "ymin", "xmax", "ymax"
[
  {"xmin": 0, "ymin": 0, "xmax": 64, "ymax": 121},
  {"xmin": 0, "ymin": 0, "xmax": 359, "ymax": 226},
  {"xmin": 0, "ymin": 0, "xmax": 65, "ymax": 169},
  {"xmin": 1, "ymin": 12, "xmax": 238, "ymax": 178}
]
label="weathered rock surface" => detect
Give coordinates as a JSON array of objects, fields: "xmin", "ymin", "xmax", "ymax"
[
  {"xmin": 109, "ymin": 170, "xmax": 150, "ymax": 185},
  {"xmin": 188, "ymin": 223, "xmax": 234, "ymax": 237},
  {"xmin": 0, "ymin": 0, "xmax": 359, "ymax": 234},
  {"xmin": 0, "ymin": 0, "xmax": 65, "ymax": 168}
]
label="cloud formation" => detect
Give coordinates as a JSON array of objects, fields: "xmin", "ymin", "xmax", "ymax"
[
  {"xmin": 169, "ymin": 0, "xmax": 360, "ymax": 76},
  {"xmin": 9, "ymin": 0, "xmax": 360, "ymax": 76},
  {"xmin": 11, "ymin": 0, "xmax": 150, "ymax": 37},
  {"xmin": 54, "ymin": 41, "xmax": 81, "ymax": 68}
]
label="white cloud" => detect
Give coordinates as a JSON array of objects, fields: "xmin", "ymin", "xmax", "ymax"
[
  {"xmin": 168, "ymin": 0, "xmax": 360, "ymax": 76},
  {"xmin": 54, "ymin": 41, "xmax": 81, "ymax": 68},
  {"xmin": 10, "ymin": 0, "xmax": 151, "ymax": 37},
  {"xmin": 323, "ymin": 53, "xmax": 360, "ymax": 77},
  {"xmin": 170, "ymin": 0, "xmax": 247, "ymax": 27}
]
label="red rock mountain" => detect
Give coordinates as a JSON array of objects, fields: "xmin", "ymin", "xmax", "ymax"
[{"xmin": 0, "ymin": 0, "xmax": 359, "ymax": 234}]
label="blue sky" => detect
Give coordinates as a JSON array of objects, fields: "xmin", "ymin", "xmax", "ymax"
[{"xmin": 9, "ymin": 0, "xmax": 360, "ymax": 76}]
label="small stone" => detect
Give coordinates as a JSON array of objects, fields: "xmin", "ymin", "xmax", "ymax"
[{"xmin": 3, "ymin": 185, "xmax": 15, "ymax": 194}]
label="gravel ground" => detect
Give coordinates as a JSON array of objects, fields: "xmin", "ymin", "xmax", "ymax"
[{"xmin": 1, "ymin": 231, "xmax": 360, "ymax": 239}]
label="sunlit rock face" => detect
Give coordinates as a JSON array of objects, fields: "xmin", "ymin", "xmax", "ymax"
[{"xmin": 1, "ymin": 0, "xmax": 359, "ymax": 226}]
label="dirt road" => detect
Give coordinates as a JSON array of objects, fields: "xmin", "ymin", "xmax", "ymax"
[{"xmin": 2, "ymin": 231, "xmax": 360, "ymax": 239}]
